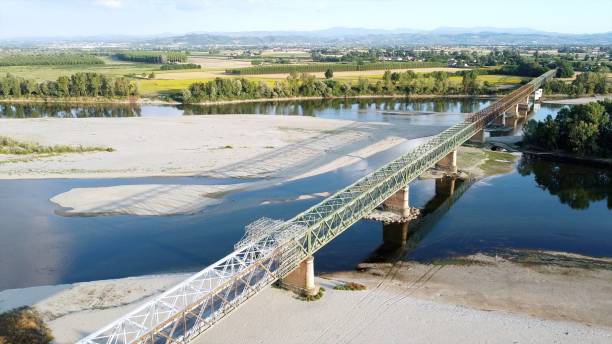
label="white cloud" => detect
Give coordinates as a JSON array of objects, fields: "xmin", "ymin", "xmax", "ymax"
[{"xmin": 94, "ymin": 0, "xmax": 122, "ymax": 8}]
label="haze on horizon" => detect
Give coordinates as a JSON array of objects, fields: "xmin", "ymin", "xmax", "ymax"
[{"xmin": 0, "ymin": 0, "xmax": 611, "ymax": 39}]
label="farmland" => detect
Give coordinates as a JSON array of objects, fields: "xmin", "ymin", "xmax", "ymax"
[
  {"xmin": 0, "ymin": 50, "xmax": 535, "ymax": 98},
  {"xmin": 226, "ymin": 61, "xmax": 446, "ymax": 75}
]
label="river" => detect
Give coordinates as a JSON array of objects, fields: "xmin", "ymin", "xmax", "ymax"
[{"xmin": 0, "ymin": 98, "xmax": 610, "ymax": 290}]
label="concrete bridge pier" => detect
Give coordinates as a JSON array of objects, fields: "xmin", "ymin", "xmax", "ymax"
[
  {"xmin": 383, "ymin": 185, "xmax": 410, "ymax": 217},
  {"xmin": 534, "ymin": 88, "xmax": 543, "ymax": 102},
  {"xmin": 506, "ymin": 114, "xmax": 518, "ymax": 128},
  {"xmin": 281, "ymin": 256, "xmax": 319, "ymax": 296},
  {"xmin": 468, "ymin": 128, "xmax": 486, "ymax": 144},
  {"xmin": 518, "ymin": 103, "xmax": 530, "ymax": 117},
  {"xmin": 492, "ymin": 114, "xmax": 505, "ymax": 126},
  {"xmin": 435, "ymin": 149, "xmax": 457, "ymax": 173}
]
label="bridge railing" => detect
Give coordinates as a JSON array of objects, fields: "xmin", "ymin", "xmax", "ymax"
[{"xmin": 78, "ymin": 69, "xmax": 555, "ymax": 344}]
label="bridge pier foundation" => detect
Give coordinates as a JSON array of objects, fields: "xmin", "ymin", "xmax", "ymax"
[
  {"xmin": 518, "ymin": 103, "xmax": 530, "ymax": 117},
  {"xmin": 383, "ymin": 186, "xmax": 410, "ymax": 217},
  {"xmin": 435, "ymin": 149, "xmax": 457, "ymax": 173},
  {"xmin": 468, "ymin": 128, "xmax": 485, "ymax": 144},
  {"xmin": 505, "ymin": 114, "xmax": 518, "ymax": 129},
  {"xmin": 281, "ymin": 256, "xmax": 318, "ymax": 296},
  {"xmin": 492, "ymin": 114, "xmax": 505, "ymax": 126}
]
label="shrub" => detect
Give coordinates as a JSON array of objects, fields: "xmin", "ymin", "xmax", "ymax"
[
  {"xmin": 0, "ymin": 307, "xmax": 53, "ymax": 344},
  {"xmin": 333, "ymin": 282, "xmax": 367, "ymax": 291}
]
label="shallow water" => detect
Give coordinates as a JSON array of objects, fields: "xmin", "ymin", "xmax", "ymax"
[{"xmin": 1, "ymin": 99, "xmax": 608, "ymax": 290}]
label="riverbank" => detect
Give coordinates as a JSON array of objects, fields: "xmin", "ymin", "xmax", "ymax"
[
  {"xmin": 541, "ymin": 95, "xmax": 611, "ymax": 105},
  {"xmin": 2, "ymin": 251, "xmax": 610, "ymax": 344}
]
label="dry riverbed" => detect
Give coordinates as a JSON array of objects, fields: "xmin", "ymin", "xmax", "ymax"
[
  {"xmin": 0, "ymin": 115, "xmax": 441, "ymax": 216},
  {"xmin": 1, "ymin": 251, "xmax": 610, "ymax": 344}
]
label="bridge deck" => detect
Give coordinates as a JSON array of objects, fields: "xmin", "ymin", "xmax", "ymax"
[{"xmin": 78, "ymin": 70, "xmax": 555, "ymax": 344}]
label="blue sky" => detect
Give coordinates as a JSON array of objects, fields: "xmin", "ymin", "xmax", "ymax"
[{"xmin": 1, "ymin": 0, "xmax": 611, "ymax": 38}]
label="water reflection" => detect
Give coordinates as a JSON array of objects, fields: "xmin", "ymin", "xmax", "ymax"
[
  {"xmin": 0, "ymin": 103, "xmax": 141, "ymax": 118},
  {"xmin": 181, "ymin": 97, "xmax": 487, "ymax": 117},
  {"xmin": 518, "ymin": 156, "xmax": 612, "ymax": 210},
  {"xmin": 0, "ymin": 97, "xmax": 490, "ymax": 119}
]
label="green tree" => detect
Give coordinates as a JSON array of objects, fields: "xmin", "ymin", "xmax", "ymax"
[
  {"xmin": 324, "ymin": 69, "xmax": 333, "ymax": 79},
  {"xmin": 461, "ymin": 70, "xmax": 479, "ymax": 94},
  {"xmin": 555, "ymin": 59, "xmax": 575, "ymax": 78}
]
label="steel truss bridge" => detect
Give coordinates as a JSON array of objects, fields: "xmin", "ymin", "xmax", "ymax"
[{"xmin": 79, "ymin": 70, "xmax": 556, "ymax": 344}]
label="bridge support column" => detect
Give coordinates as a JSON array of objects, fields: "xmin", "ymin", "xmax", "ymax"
[
  {"xmin": 493, "ymin": 114, "xmax": 505, "ymax": 126},
  {"xmin": 518, "ymin": 103, "xmax": 530, "ymax": 117},
  {"xmin": 507, "ymin": 104, "xmax": 519, "ymax": 117},
  {"xmin": 281, "ymin": 256, "xmax": 318, "ymax": 296},
  {"xmin": 468, "ymin": 128, "xmax": 485, "ymax": 144},
  {"xmin": 435, "ymin": 176, "xmax": 456, "ymax": 196},
  {"xmin": 505, "ymin": 114, "xmax": 518, "ymax": 129},
  {"xmin": 383, "ymin": 186, "xmax": 410, "ymax": 217},
  {"xmin": 383, "ymin": 222, "xmax": 409, "ymax": 246},
  {"xmin": 435, "ymin": 149, "xmax": 457, "ymax": 173}
]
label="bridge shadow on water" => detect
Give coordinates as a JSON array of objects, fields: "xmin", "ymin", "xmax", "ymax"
[{"xmin": 362, "ymin": 177, "xmax": 475, "ymax": 265}]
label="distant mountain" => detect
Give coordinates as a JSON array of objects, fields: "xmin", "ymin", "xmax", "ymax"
[
  {"xmin": 149, "ymin": 28, "xmax": 612, "ymax": 47},
  {"xmin": 2, "ymin": 27, "xmax": 611, "ymax": 47}
]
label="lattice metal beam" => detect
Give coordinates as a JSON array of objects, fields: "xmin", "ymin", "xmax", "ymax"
[{"xmin": 78, "ymin": 70, "xmax": 555, "ymax": 344}]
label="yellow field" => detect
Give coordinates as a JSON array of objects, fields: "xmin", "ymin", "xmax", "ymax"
[
  {"xmin": 138, "ymin": 77, "xmax": 278, "ymax": 96},
  {"xmin": 447, "ymin": 74, "xmax": 528, "ymax": 85}
]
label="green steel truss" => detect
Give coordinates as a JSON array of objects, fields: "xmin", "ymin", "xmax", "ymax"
[
  {"xmin": 78, "ymin": 70, "xmax": 554, "ymax": 344},
  {"xmin": 276, "ymin": 69, "xmax": 556, "ymax": 275}
]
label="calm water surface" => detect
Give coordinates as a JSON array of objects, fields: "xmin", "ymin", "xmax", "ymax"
[{"xmin": 0, "ymin": 99, "xmax": 609, "ymax": 290}]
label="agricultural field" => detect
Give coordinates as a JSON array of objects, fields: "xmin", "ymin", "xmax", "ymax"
[
  {"xmin": 185, "ymin": 57, "xmax": 252, "ymax": 70},
  {"xmin": 0, "ymin": 51, "xmax": 527, "ymax": 98},
  {"xmin": 0, "ymin": 57, "xmax": 158, "ymax": 81},
  {"xmin": 138, "ymin": 77, "xmax": 278, "ymax": 96},
  {"xmin": 448, "ymin": 74, "xmax": 529, "ymax": 85},
  {"xmin": 226, "ymin": 61, "xmax": 446, "ymax": 75}
]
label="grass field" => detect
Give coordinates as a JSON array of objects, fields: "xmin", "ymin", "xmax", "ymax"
[{"xmin": 0, "ymin": 57, "xmax": 158, "ymax": 81}]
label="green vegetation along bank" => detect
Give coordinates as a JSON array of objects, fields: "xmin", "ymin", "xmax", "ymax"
[
  {"xmin": 182, "ymin": 70, "xmax": 487, "ymax": 103},
  {"xmin": 0, "ymin": 73, "xmax": 138, "ymax": 98},
  {"xmin": 523, "ymin": 100, "xmax": 612, "ymax": 157},
  {"xmin": 0, "ymin": 136, "xmax": 114, "ymax": 155}
]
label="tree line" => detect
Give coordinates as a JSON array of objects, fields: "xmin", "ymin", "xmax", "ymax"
[
  {"xmin": 523, "ymin": 100, "xmax": 612, "ymax": 157},
  {"xmin": 160, "ymin": 63, "xmax": 201, "ymax": 70},
  {"xmin": 0, "ymin": 53, "xmax": 104, "ymax": 66},
  {"xmin": 225, "ymin": 61, "xmax": 445, "ymax": 75},
  {"xmin": 542, "ymin": 71, "xmax": 610, "ymax": 96},
  {"xmin": 0, "ymin": 73, "xmax": 138, "ymax": 98},
  {"xmin": 115, "ymin": 51, "xmax": 188, "ymax": 64},
  {"xmin": 182, "ymin": 70, "xmax": 486, "ymax": 103}
]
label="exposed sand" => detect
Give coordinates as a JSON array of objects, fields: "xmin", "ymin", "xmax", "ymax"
[
  {"xmin": 2, "ymin": 253, "xmax": 610, "ymax": 344},
  {"xmin": 542, "ymin": 95, "xmax": 611, "ymax": 105},
  {"xmin": 0, "ymin": 115, "xmax": 444, "ymax": 216},
  {"xmin": 50, "ymin": 184, "xmax": 248, "ymax": 216},
  {"xmin": 0, "ymin": 116, "xmax": 436, "ymax": 180},
  {"xmin": 0, "ymin": 274, "xmax": 191, "ymax": 343}
]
